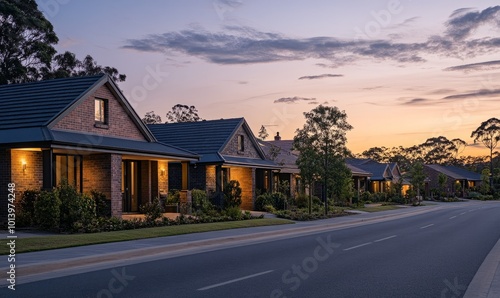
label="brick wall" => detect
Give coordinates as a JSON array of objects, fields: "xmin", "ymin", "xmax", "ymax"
[
  {"xmin": 0, "ymin": 149, "xmax": 11, "ymax": 226},
  {"xmin": 221, "ymin": 126, "xmax": 261, "ymax": 158},
  {"xmin": 11, "ymin": 150, "xmax": 43, "ymax": 201},
  {"xmin": 53, "ymin": 85, "xmax": 146, "ymax": 141},
  {"xmin": 230, "ymin": 167, "xmax": 254, "ymax": 210}
]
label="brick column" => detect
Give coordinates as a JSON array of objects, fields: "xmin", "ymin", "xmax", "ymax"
[{"xmin": 110, "ymin": 154, "xmax": 122, "ymax": 218}]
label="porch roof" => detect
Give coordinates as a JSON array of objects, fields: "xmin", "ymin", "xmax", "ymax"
[
  {"xmin": 221, "ymin": 155, "xmax": 280, "ymax": 169},
  {"xmin": 0, "ymin": 128, "xmax": 198, "ymax": 160}
]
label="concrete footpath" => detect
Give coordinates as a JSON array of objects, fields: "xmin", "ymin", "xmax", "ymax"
[{"xmin": 1, "ymin": 202, "xmax": 499, "ymax": 297}]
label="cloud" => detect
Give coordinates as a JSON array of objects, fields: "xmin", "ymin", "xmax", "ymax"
[
  {"xmin": 274, "ymin": 96, "xmax": 316, "ymax": 104},
  {"xmin": 426, "ymin": 88, "xmax": 456, "ymax": 95},
  {"xmin": 442, "ymin": 89, "xmax": 500, "ymax": 100},
  {"xmin": 400, "ymin": 98, "xmax": 433, "ymax": 106},
  {"xmin": 362, "ymin": 85, "xmax": 385, "ymax": 91},
  {"xmin": 123, "ymin": 6, "xmax": 500, "ymax": 66},
  {"xmin": 443, "ymin": 60, "xmax": 500, "ymax": 72},
  {"xmin": 298, "ymin": 74, "xmax": 343, "ymax": 80}
]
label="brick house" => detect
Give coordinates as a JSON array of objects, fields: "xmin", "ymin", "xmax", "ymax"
[
  {"xmin": 148, "ymin": 118, "xmax": 279, "ymax": 210},
  {"xmin": 0, "ymin": 75, "xmax": 197, "ymax": 225},
  {"xmin": 424, "ymin": 164, "xmax": 482, "ymax": 197},
  {"xmin": 346, "ymin": 158, "xmax": 409, "ymax": 194}
]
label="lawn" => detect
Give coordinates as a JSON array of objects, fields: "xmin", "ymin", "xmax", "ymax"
[
  {"xmin": 360, "ymin": 205, "xmax": 403, "ymax": 212},
  {"xmin": 1, "ymin": 218, "xmax": 293, "ymax": 255}
]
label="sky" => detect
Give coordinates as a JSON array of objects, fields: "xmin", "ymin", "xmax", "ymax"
[{"xmin": 36, "ymin": 0, "xmax": 500, "ymax": 156}]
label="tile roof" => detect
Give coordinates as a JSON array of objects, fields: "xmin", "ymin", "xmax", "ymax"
[
  {"xmin": 0, "ymin": 75, "xmax": 105, "ymax": 130},
  {"xmin": 346, "ymin": 158, "xmax": 390, "ymax": 180},
  {"xmin": 259, "ymin": 140, "xmax": 299, "ymax": 173},
  {"xmin": 148, "ymin": 118, "xmax": 244, "ymax": 156},
  {"xmin": 425, "ymin": 164, "xmax": 481, "ymax": 181}
]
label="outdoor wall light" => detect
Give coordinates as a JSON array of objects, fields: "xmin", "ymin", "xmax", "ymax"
[
  {"xmin": 160, "ymin": 169, "xmax": 166, "ymax": 176},
  {"xmin": 22, "ymin": 161, "xmax": 27, "ymax": 173}
]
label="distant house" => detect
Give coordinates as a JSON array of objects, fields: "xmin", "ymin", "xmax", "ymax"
[
  {"xmin": 148, "ymin": 118, "xmax": 279, "ymax": 210},
  {"xmin": 0, "ymin": 75, "xmax": 197, "ymax": 225},
  {"xmin": 346, "ymin": 158, "xmax": 409, "ymax": 194},
  {"xmin": 424, "ymin": 164, "xmax": 482, "ymax": 197},
  {"xmin": 260, "ymin": 132, "xmax": 300, "ymax": 198}
]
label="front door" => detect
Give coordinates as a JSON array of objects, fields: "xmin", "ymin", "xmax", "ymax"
[{"xmin": 122, "ymin": 160, "xmax": 141, "ymax": 212}]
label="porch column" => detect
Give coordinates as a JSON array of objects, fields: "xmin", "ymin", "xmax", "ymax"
[
  {"xmin": 215, "ymin": 165, "xmax": 222, "ymax": 192},
  {"xmin": 268, "ymin": 170, "xmax": 274, "ymax": 193},
  {"xmin": 42, "ymin": 149, "xmax": 53, "ymax": 190},
  {"xmin": 181, "ymin": 161, "xmax": 189, "ymax": 191},
  {"xmin": 110, "ymin": 154, "xmax": 122, "ymax": 218}
]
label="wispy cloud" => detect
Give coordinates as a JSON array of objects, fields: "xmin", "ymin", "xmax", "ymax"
[
  {"xmin": 362, "ymin": 85, "xmax": 385, "ymax": 91},
  {"xmin": 298, "ymin": 74, "xmax": 343, "ymax": 80},
  {"xmin": 442, "ymin": 89, "xmax": 500, "ymax": 100},
  {"xmin": 444, "ymin": 60, "xmax": 500, "ymax": 72},
  {"xmin": 123, "ymin": 6, "xmax": 500, "ymax": 67},
  {"xmin": 274, "ymin": 96, "xmax": 316, "ymax": 104},
  {"xmin": 400, "ymin": 98, "xmax": 433, "ymax": 106}
]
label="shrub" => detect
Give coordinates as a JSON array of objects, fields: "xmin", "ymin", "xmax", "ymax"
[
  {"xmin": 294, "ymin": 193, "xmax": 309, "ymax": 209},
  {"xmin": 191, "ymin": 189, "xmax": 213, "ymax": 212},
  {"xmin": 224, "ymin": 206, "xmax": 242, "ymax": 220},
  {"xmin": 18, "ymin": 189, "xmax": 40, "ymax": 227},
  {"xmin": 91, "ymin": 190, "xmax": 111, "ymax": 218},
  {"xmin": 467, "ymin": 191, "xmax": 481, "ymax": 199},
  {"xmin": 167, "ymin": 189, "xmax": 181, "ymax": 204},
  {"xmin": 263, "ymin": 204, "xmax": 276, "ymax": 213},
  {"xmin": 34, "ymin": 190, "xmax": 61, "ymax": 230},
  {"xmin": 223, "ymin": 180, "xmax": 242, "ymax": 209},
  {"xmin": 140, "ymin": 197, "xmax": 164, "ymax": 223},
  {"xmin": 57, "ymin": 182, "xmax": 96, "ymax": 231}
]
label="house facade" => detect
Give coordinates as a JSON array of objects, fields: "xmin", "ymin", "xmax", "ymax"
[
  {"xmin": 149, "ymin": 118, "xmax": 279, "ymax": 210},
  {"xmin": 0, "ymin": 75, "xmax": 197, "ymax": 225},
  {"xmin": 346, "ymin": 158, "xmax": 409, "ymax": 194},
  {"xmin": 424, "ymin": 164, "xmax": 482, "ymax": 197}
]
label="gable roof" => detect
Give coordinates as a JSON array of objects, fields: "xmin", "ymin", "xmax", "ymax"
[
  {"xmin": 0, "ymin": 75, "xmax": 104, "ymax": 130},
  {"xmin": 149, "ymin": 118, "xmax": 276, "ymax": 168},
  {"xmin": 259, "ymin": 140, "xmax": 299, "ymax": 173},
  {"xmin": 346, "ymin": 158, "xmax": 391, "ymax": 180},
  {"xmin": 0, "ymin": 74, "xmax": 156, "ymax": 141},
  {"xmin": 149, "ymin": 118, "xmax": 243, "ymax": 155},
  {"xmin": 425, "ymin": 164, "xmax": 481, "ymax": 181}
]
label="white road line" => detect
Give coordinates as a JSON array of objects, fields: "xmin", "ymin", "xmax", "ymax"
[
  {"xmin": 197, "ymin": 270, "xmax": 274, "ymax": 291},
  {"xmin": 420, "ymin": 224, "xmax": 434, "ymax": 229},
  {"xmin": 449, "ymin": 216, "xmax": 457, "ymax": 219},
  {"xmin": 460, "ymin": 212, "xmax": 466, "ymax": 215},
  {"xmin": 343, "ymin": 242, "xmax": 372, "ymax": 251},
  {"xmin": 374, "ymin": 235, "xmax": 397, "ymax": 242}
]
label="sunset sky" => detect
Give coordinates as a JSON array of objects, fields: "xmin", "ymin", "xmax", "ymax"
[{"xmin": 37, "ymin": 0, "xmax": 500, "ymax": 156}]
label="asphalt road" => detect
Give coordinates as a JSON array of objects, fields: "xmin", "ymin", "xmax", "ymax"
[{"xmin": 6, "ymin": 202, "xmax": 500, "ymax": 298}]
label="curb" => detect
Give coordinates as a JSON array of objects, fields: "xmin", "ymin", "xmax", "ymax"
[{"xmin": 464, "ymin": 237, "xmax": 500, "ymax": 298}]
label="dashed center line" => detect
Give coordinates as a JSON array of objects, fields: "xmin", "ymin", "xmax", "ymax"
[
  {"xmin": 374, "ymin": 235, "xmax": 397, "ymax": 242},
  {"xmin": 198, "ymin": 270, "xmax": 274, "ymax": 291},
  {"xmin": 343, "ymin": 242, "xmax": 372, "ymax": 251},
  {"xmin": 420, "ymin": 224, "xmax": 434, "ymax": 229},
  {"xmin": 460, "ymin": 212, "xmax": 466, "ymax": 215},
  {"xmin": 449, "ymin": 216, "xmax": 457, "ymax": 219}
]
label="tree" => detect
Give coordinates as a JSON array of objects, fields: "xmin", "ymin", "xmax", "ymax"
[
  {"xmin": 0, "ymin": 0, "xmax": 58, "ymax": 84},
  {"xmin": 437, "ymin": 173, "xmax": 448, "ymax": 198},
  {"xmin": 471, "ymin": 118, "xmax": 500, "ymax": 190},
  {"xmin": 420, "ymin": 136, "xmax": 460, "ymax": 165},
  {"xmin": 142, "ymin": 111, "xmax": 162, "ymax": 124},
  {"xmin": 480, "ymin": 168, "xmax": 491, "ymax": 195},
  {"xmin": 409, "ymin": 161, "xmax": 426, "ymax": 205},
  {"xmin": 0, "ymin": 2, "xmax": 125, "ymax": 84},
  {"xmin": 328, "ymin": 157, "xmax": 354, "ymax": 205},
  {"xmin": 47, "ymin": 52, "xmax": 126, "ymax": 82},
  {"xmin": 165, "ymin": 104, "xmax": 203, "ymax": 123},
  {"xmin": 258, "ymin": 125, "xmax": 269, "ymax": 140},
  {"xmin": 294, "ymin": 145, "xmax": 320, "ymax": 214},
  {"xmin": 293, "ymin": 105, "xmax": 353, "ymax": 215}
]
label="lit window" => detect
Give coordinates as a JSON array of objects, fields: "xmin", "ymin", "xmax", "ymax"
[
  {"xmin": 55, "ymin": 154, "xmax": 83, "ymax": 192},
  {"xmin": 95, "ymin": 98, "xmax": 107, "ymax": 123},
  {"xmin": 238, "ymin": 135, "xmax": 244, "ymax": 152}
]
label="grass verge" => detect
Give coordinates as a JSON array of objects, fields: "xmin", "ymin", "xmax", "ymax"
[
  {"xmin": 1, "ymin": 218, "xmax": 293, "ymax": 255},
  {"xmin": 360, "ymin": 205, "xmax": 402, "ymax": 212}
]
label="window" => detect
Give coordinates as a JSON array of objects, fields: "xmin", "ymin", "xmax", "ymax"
[
  {"xmin": 54, "ymin": 154, "xmax": 83, "ymax": 192},
  {"xmin": 94, "ymin": 98, "xmax": 108, "ymax": 124},
  {"xmin": 237, "ymin": 135, "xmax": 244, "ymax": 152}
]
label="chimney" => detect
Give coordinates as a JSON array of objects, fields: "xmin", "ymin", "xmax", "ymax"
[{"xmin": 274, "ymin": 132, "xmax": 281, "ymax": 141}]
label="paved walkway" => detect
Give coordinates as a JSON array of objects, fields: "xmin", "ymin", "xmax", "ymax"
[{"xmin": 1, "ymin": 201, "xmax": 499, "ymax": 296}]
